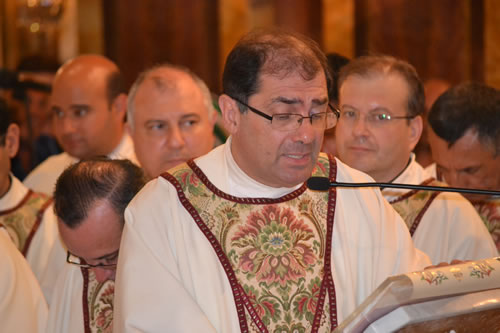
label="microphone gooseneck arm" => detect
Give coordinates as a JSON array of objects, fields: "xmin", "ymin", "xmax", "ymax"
[{"xmin": 306, "ymin": 176, "xmax": 500, "ymax": 196}]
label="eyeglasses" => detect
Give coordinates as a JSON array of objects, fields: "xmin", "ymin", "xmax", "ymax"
[
  {"xmin": 338, "ymin": 109, "xmax": 415, "ymax": 128},
  {"xmin": 230, "ymin": 96, "xmax": 340, "ymax": 132},
  {"xmin": 66, "ymin": 251, "xmax": 118, "ymax": 269}
]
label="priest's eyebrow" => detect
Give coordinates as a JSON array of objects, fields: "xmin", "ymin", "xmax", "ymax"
[{"xmin": 270, "ymin": 96, "xmax": 328, "ymax": 107}]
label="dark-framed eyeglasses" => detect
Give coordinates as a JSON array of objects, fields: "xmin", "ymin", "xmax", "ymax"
[
  {"xmin": 229, "ymin": 95, "xmax": 340, "ymax": 132},
  {"xmin": 66, "ymin": 251, "xmax": 118, "ymax": 269}
]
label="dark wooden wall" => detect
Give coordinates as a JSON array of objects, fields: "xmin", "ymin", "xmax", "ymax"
[
  {"xmin": 101, "ymin": 0, "xmax": 325, "ymax": 94},
  {"xmin": 101, "ymin": 0, "xmax": 486, "ymax": 93},
  {"xmin": 102, "ymin": 0, "xmax": 220, "ymax": 91},
  {"xmin": 354, "ymin": 0, "xmax": 484, "ymax": 84}
]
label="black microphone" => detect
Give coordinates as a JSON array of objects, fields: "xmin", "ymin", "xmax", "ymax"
[{"xmin": 306, "ymin": 176, "xmax": 500, "ymax": 196}]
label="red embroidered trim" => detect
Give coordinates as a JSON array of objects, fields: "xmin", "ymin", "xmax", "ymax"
[
  {"xmin": 186, "ymin": 159, "xmax": 307, "ymax": 204},
  {"xmin": 409, "ymin": 191, "xmax": 440, "ymax": 236},
  {"xmin": 163, "ymin": 172, "xmax": 254, "ymax": 333},
  {"xmin": 81, "ymin": 268, "xmax": 91, "ymax": 333},
  {"xmin": 312, "ymin": 154, "xmax": 338, "ymax": 331},
  {"xmin": 22, "ymin": 197, "xmax": 53, "ymax": 256},
  {"xmin": 388, "ymin": 178, "xmax": 442, "ymax": 236},
  {"xmin": 0, "ymin": 189, "xmax": 33, "ymax": 216},
  {"xmin": 388, "ymin": 178, "xmax": 436, "ymax": 204}
]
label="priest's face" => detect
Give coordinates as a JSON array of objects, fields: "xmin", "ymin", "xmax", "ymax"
[
  {"xmin": 58, "ymin": 199, "xmax": 123, "ymax": 283},
  {"xmin": 51, "ymin": 62, "xmax": 126, "ymax": 160},
  {"xmin": 129, "ymin": 68, "xmax": 216, "ymax": 178},
  {"xmin": 335, "ymin": 73, "xmax": 422, "ymax": 182},
  {"xmin": 226, "ymin": 71, "xmax": 327, "ymax": 188},
  {"xmin": 429, "ymin": 128, "xmax": 500, "ymax": 200}
]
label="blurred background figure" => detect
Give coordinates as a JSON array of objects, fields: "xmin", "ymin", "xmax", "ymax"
[
  {"xmin": 127, "ymin": 64, "xmax": 217, "ymax": 179},
  {"xmin": 413, "ymin": 78, "xmax": 450, "ymax": 168},
  {"xmin": 321, "ymin": 52, "xmax": 350, "ymax": 156},
  {"xmin": 23, "ymin": 54, "xmax": 137, "ymax": 195},
  {"xmin": 428, "ymin": 82, "xmax": 500, "ymax": 252},
  {"xmin": 0, "ymin": 55, "xmax": 62, "ymax": 180}
]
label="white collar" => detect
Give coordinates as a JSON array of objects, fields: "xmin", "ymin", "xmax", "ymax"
[
  {"xmin": 0, "ymin": 175, "xmax": 30, "ymax": 210},
  {"xmin": 223, "ymin": 137, "xmax": 302, "ymax": 198}
]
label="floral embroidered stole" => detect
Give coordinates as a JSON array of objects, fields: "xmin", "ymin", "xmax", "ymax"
[
  {"xmin": 165, "ymin": 154, "xmax": 338, "ymax": 332},
  {"xmin": 471, "ymin": 197, "xmax": 500, "ymax": 252},
  {"xmin": 0, "ymin": 190, "xmax": 52, "ymax": 255},
  {"xmin": 81, "ymin": 268, "xmax": 114, "ymax": 333},
  {"xmin": 388, "ymin": 178, "xmax": 441, "ymax": 236}
]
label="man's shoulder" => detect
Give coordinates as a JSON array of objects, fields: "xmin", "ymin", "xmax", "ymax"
[
  {"xmin": 23, "ymin": 153, "xmax": 76, "ymax": 194},
  {"xmin": 334, "ymin": 156, "xmax": 377, "ymax": 183},
  {"xmin": 26, "ymin": 153, "xmax": 75, "ymax": 176}
]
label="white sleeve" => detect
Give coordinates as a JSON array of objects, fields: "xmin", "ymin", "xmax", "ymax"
[
  {"xmin": 0, "ymin": 229, "xmax": 48, "ymax": 333},
  {"xmin": 113, "ymin": 179, "xmax": 217, "ymax": 333}
]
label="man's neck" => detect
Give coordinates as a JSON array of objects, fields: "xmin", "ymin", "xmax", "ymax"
[{"xmin": 372, "ymin": 156, "xmax": 413, "ymax": 183}]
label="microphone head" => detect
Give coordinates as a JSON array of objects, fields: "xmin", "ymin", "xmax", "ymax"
[{"xmin": 306, "ymin": 177, "xmax": 330, "ymax": 191}]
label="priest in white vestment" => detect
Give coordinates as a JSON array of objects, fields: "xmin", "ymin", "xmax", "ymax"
[
  {"xmin": 335, "ymin": 55, "xmax": 497, "ymax": 264},
  {"xmin": 23, "ymin": 54, "xmax": 138, "ymax": 195},
  {"xmin": 47, "ymin": 158, "xmax": 146, "ymax": 333},
  {"xmin": 0, "ymin": 106, "xmax": 67, "ymax": 304},
  {"xmin": 114, "ymin": 28, "xmax": 432, "ymax": 333},
  {"xmin": 0, "ymin": 227, "xmax": 48, "ymax": 332},
  {"xmin": 427, "ymin": 82, "xmax": 500, "ymax": 253}
]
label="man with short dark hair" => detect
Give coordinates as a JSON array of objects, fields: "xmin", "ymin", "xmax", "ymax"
[
  {"xmin": 0, "ymin": 98, "xmax": 62, "ymax": 303},
  {"xmin": 47, "ymin": 158, "xmax": 146, "ymax": 332},
  {"xmin": 23, "ymin": 55, "xmax": 138, "ymax": 195},
  {"xmin": 114, "ymin": 30, "xmax": 430, "ymax": 332},
  {"xmin": 0, "ymin": 97, "xmax": 48, "ymax": 331},
  {"xmin": 335, "ymin": 55, "xmax": 497, "ymax": 264},
  {"xmin": 428, "ymin": 82, "xmax": 500, "ymax": 251},
  {"xmin": 127, "ymin": 64, "xmax": 217, "ymax": 179}
]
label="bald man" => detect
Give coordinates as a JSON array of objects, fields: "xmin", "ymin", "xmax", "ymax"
[
  {"xmin": 127, "ymin": 64, "xmax": 217, "ymax": 179},
  {"xmin": 24, "ymin": 55, "xmax": 138, "ymax": 195}
]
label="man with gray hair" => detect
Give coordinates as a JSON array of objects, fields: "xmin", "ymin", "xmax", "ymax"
[{"xmin": 127, "ymin": 64, "xmax": 218, "ymax": 179}]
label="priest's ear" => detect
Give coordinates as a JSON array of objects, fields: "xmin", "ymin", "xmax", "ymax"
[
  {"xmin": 3, "ymin": 123, "xmax": 20, "ymax": 158},
  {"xmin": 219, "ymin": 94, "xmax": 242, "ymax": 135},
  {"xmin": 408, "ymin": 114, "xmax": 423, "ymax": 151}
]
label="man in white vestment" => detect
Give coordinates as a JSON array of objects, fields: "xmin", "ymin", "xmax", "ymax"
[
  {"xmin": 114, "ymin": 29, "xmax": 431, "ymax": 332},
  {"xmin": 0, "ymin": 98, "xmax": 63, "ymax": 304},
  {"xmin": 334, "ymin": 55, "xmax": 497, "ymax": 264},
  {"xmin": 46, "ymin": 158, "xmax": 146, "ymax": 333},
  {"xmin": 427, "ymin": 82, "xmax": 500, "ymax": 252},
  {"xmin": 23, "ymin": 54, "xmax": 138, "ymax": 195},
  {"xmin": 127, "ymin": 64, "xmax": 218, "ymax": 179},
  {"xmin": 0, "ymin": 225, "xmax": 48, "ymax": 332}
]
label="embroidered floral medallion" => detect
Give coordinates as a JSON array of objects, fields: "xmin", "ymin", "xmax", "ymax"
[
  {"xmin": 168, "ymin": 155, "xmax": 336, "ymax": 332},
  {"xmin": 83, "ymin": 269, "xmax": 115, "ymax": 333}
]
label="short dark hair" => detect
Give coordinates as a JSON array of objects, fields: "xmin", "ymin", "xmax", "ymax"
[
  {"xmin": 222, "ymin": 28, "xmax": 332, "ymax": 111},
  {"xmin": 0, "ymin": 98, "xmax": 14, "ymax": 145},
  {"xmin": 428, "ymin": 82, "xmax": 500, "ymax": 156},
  {"xmin": 54, "ymin": 157, "xmax": 146, "ymax": 228},
  {"xmin": 106, "ymin": 70, "xmax": 126, "ymax": 107},
  {"xmin": 326, "ymin": 52, "xmax": 350, "ymax": 104},
  {"xmin": 338, "ymin": 55, "xmax": 425, "ymax": 118}
]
